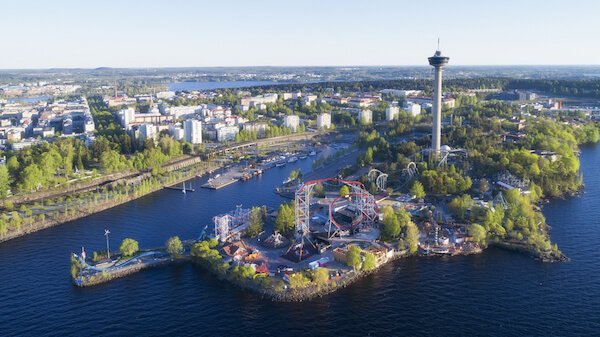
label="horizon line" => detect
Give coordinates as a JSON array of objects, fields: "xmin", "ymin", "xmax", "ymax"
[{"xmin": 2, "ymin": 64, "xmax": 600, "ymax": 71}]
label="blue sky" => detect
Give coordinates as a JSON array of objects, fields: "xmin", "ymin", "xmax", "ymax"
[{"xmin": 0, "ymin": 0, "xmax": 598, "ymax": 68}]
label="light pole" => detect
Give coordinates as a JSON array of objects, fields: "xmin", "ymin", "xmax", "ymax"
[{"xmin": 104, "ymin": 229, "xmax": 111, "ymax": 259}]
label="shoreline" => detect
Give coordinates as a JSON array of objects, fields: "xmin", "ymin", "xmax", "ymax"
[
  {"xmin": 0, "ymin": 161, "xmax": 216, "ymax": 244},
  {"xmin": 71, "ymin": 238, "xmax": 563, "ymax": 301}
]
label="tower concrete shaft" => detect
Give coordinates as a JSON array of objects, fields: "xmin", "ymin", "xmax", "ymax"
[
  {"xmin": 432, "ymin": 65, "xmax": 443, "ymax": 153},
  {"xmin": 428, "ymin": 50, "xmax": 449, "ymax": 155}
]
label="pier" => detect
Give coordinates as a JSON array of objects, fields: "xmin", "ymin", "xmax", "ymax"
[{"xmin": 166, "ymin": 185, "xmax": 196, "ymax": 192}]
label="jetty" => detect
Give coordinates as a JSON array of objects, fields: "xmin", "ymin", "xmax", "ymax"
[
  {"xmin": 202, "ymin": 166, "xmax": 263, "ymax": 190},
  {"xmin": 166, "ymin": 185, "xmax": 196, "ymax": 192}
]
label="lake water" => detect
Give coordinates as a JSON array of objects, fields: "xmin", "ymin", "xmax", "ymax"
[
  {"xmin": 6, "ymin": 95, "xmax": 49, "ymax": 104},
  {"xmin": 0, "ymin": 145, "xmax": 599, "ymax": 336},
  {"xmin": 167, "ymin": 81, "xmax": 287, "ymax": 92}
]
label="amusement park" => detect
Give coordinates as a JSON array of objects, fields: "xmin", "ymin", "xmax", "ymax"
[{"xmin": 208, "ymin": 175, "xmax": 390, "ymax": 275}]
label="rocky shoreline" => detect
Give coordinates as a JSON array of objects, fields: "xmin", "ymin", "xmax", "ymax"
[
  {"xmin": 72, "ymin": 238, "xmax": 567, "ymax": 300},
  {"xmin": 491, "ymin": 241, "xmax": 569, "ymax": 262}
]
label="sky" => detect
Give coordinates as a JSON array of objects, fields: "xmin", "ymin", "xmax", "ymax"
[{"xmin": 0, "ymin": 0, "xmax": 599, "ymax": 68}]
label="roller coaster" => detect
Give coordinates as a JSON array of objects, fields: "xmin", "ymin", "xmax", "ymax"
[{"xmin": 287, "ymin": 178, "xmax": 378, "ymax": 260}]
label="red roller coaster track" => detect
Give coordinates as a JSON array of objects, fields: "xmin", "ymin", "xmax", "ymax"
[{"xmin": 294, "ymin": 178, "xmax": 378, "ymax": 237}]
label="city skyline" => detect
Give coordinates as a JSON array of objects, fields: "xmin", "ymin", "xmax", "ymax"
[{"xmin": 1, "ymin": 0, "xmax": 599, "ymax": 69}]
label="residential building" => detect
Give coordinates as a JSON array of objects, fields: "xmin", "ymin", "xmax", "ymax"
[
  {"xmin": 380, "ymin": 89, "xmax": 422, "ymax": 97},
  {"xmin": 303, "ymin": 95, "xmax": 318, "ymax": 106},
  {"xmin": 243, "ymin": 121, "xmax": 269, "ymax": 137},
  {"xmin": 386, "ymin": 105, "xmax": 399, "ymax": 121},
  {"xmin": 317, "ymin": 113, "xmax": 332, "ymax": 129},
  {"xmin": 359, "ymin": 109, "xmax": 372, "ymax": 125},
  {"xmin": 169, "ymin": 124, "xmax": 185, "ymax": 141},
  {"xmin": 156, "ymin": 91, "xmax": 176, "ymax": 99},
  {"xmin": 184, "ymin": 119, "xmax": 202, "ymax": 144},
  {"xmin": 284, "ymin": 115, "xmax": 300, "ymax": 132},
  {"xmin": 403, "ymin": 101, "xmax": 422, "ymax": 117},
  {"xmin": 139, "ymin": 123, "xmax": 157, "ymax": 141},
  {"xmin": 216, "ymin": 126, "xmax": 239, "ymax": 142}
]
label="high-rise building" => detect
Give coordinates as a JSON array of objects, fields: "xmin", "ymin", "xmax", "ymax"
[
  {"xmin": 386, "ymin": 105, "xmax": 399, "ymax": 121},
  {"xmin": 428, "ymin": 47, "xmax": 449, "ymax": 154},
  {"xmin": 284, "ymin": 115, "xmax": 300, "ymax": 132},
  {"xmin": 184, "ymin": 119, "xmax": 202, "ymax": 144},
  {"xmin": 359, "ymin": 109, "xmax": 372, "ymax": 125},
  {"xmin": 139, "ymin": 123, "xmax": 157, "ymax": 141},
  {"xmin": 317, "ymin": 113, "xmax": 331, "ymax": 129},
  {"xmin": 403, "ymin": 101, "xmax": 422, "ymax": 117},
  {"xmin": 216, "ymin": 126, "xmax": 239, "ymax": 142}
]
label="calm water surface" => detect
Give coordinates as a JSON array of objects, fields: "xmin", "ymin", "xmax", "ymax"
[
  {"xmin": 167, "ymin": 81, "xmax": 286, "ymax": 91},
  {"xmin": 1, "ymin": 146, "xmax": 599, "ymax": 336}
]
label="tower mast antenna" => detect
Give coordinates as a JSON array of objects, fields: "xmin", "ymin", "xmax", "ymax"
[{"xmin": 437, "ymin": 37, "xmax": 440, "ymax": 51}]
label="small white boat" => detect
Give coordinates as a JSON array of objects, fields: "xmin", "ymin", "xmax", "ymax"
[
  {"xmin": 288, "ymin": 156, "xmax": 298, "ymax": 163},
  {"xmin": 309, "ymin": 150, "xmax": 316, "ymax": 156}
]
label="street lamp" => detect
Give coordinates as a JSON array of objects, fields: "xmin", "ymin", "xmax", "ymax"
[{"xmin": 104, "ymin": 229, "xmax": 111, "ymax": 259}]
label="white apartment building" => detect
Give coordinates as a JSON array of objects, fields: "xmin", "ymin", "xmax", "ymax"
[
  {"xmin": 216, "ymin": 126, "xmax": 239, "ymax": 142},
  {"xmin": 284, "ymin": 115, "xmax": 300, "ymax": 132},
  {"xmin": 119, "ymin": 107, "xmax": 135, "ymax": 128},
  {"xmin": 156, "ymin": 91, "xmax": 176, "ymax": 99},
  {"xmin": 359, "ymin": 109, "xmax": 372, "ymax": 125},
  {"xmin": 403, "ymin": 101, "xmax": 422, "ymax": 117},
  {"xmin": 139, "ymin": 123, "xmax": 157, "ymax": 141},
  {"xmin": 386, "ymin": 105, "xmax": 399, "ymax": 121},
  {"xmin": 243, "ymin": 121, "xmax": 269, "ymax": 137},
  {"xmin": 317, "ymin": 113, "xmax": 331, "ymax": 129},
  {"xmin": 169, "ymin": 125, "xmax": 185, "ymax": 141},
  {"xmin": 282, "ymin": 92, "xmax": 302, "ymax": 100},
  {"xmin": 184, "ymin": 119, "xmax": 202, "ymax": 144},
  {"xmin": 303, "ymin": 95, "xmax": 318, "ymax": 106}
]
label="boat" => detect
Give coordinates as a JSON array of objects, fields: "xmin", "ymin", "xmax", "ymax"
[
  {"xmin": 299, "ymin": 154, "xmax": 308, "ymax": 160},
  {"xmin": 276, "ymin": 162, "xmax": 286, "ymax": 167},
  {"xmin": 309, "ymin": 150, "xmax": 316, "ymax": 156},
  {"xmin": 288, "ymin": 156, "xmax": 298, "ymax": 163}
]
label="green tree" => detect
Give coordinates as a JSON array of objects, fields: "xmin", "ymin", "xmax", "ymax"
[
  {"xmin": 289, "ymin": 169, "xmax": 302, "ymax": 181},
  {"xmin": 275, "ymin": 203, "xmax": 295, "ymax": 236},
  {"xmin": 405, "ymin": 221, "xmax": 420, "ymax": 253},
  {"xmin": 20, "ymin": 164, "xmax": 44, "ymax": 192},
  {"xmin": 381, "ymin": 206, "xmax": 401, "ymax": 240},
  {"xmin": 246, "ymin": 206, "xmax": 264, "ymax": 237},
  {"xmin": 313, "ymin": 183, "xmax": 325, "ymax": 198},
  {"xmin": 469, "ymin": 223, "xmax": 487, "ymax": 246},
  {"xmin": 288, "ymin": 272, "xmax": 311, "ymax": 289},
  {"xmin": 339, "ymin": 185, "xmax": 350, "ymax": 197},
  {"xmin": 478, "ymin": 178, "xmax": 490, "ymax": 196},
  {"xmin": 119, "ymin": 238, "xmax": 139, "ymax": 257},
  {"xmin": 410, "ymin": 181, "xmax": 426, "ymax": 199},
  {"xmin": 0, "ymin": 217, "xmax": 7, "ymax": 236},
  {"xmin": 362, "ymin": 252, "xmax": 377, "ymax": 271},
  {"xmin": 166, "ymin": 236, "xmax": 183, "ymax": 257},
  {"xmin": 9, "ymin": 211, "xmax": 22, "ymax": 231},
  {"xmin": 0, "ymin": 165, "xmax": 10, "ymax": 198},
  {"xmin": 346, "ymin": 245, "xmax": 362, "ymax": 271},
  {"xmin": 311, "ymin": 268, "xmax": 329, "ymax": 287},
  {"xmin": 449, "ymin": 194, "xmax": 473, "ymax": 221}
]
